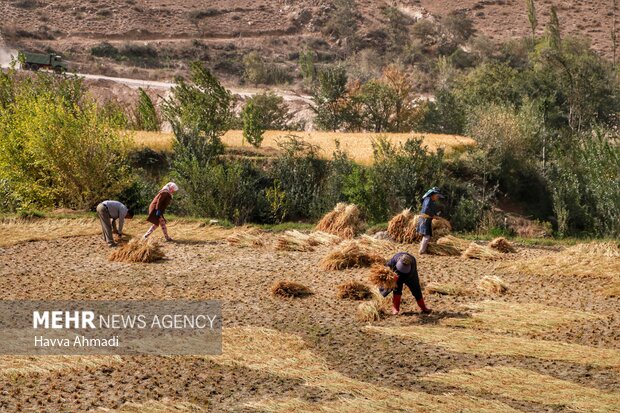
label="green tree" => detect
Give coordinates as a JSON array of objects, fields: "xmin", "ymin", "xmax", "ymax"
[
  {"xmin": 132, "ymin": 88, "xmax": 160, "ymax": 131},
  {"xmin": 526, "ymin": 0, "xmax": 537, "ymax": 39},
  {"xmin": 242, "ymin": 100, "xmax": 265, "ymax": 148},
  {"xmin": 355, "ymin": 80, "xmax": 398, "ymax": 132},
  {"xmin": 299, "ymin": 49, "xmax": 317, "ymax": 87},
  {"xmin": 547, "ymin": 6, "xmax": 561, "ymax": 51},
  {"xmin": 312, "ymin": 66, "xmax": 351, "ymax": 131}
]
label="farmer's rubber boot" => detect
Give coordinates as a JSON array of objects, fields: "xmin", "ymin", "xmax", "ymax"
[
  {"xmin": 392, "ymin": 294, "xmax": 402, "ymax": 315},
  {"xmin": 416, "ymin": 298, "xmax": 432, "ymax": 314}
]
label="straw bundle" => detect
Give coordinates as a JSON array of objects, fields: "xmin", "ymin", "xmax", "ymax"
[
  {"xmin": 226, "ymin": 229, "xmax": 264, "ymax": 248},
  {"xmin": 368, "ymin": 264, "xmax": 398, "ymax": 289},
  {"xmin": 462, "ymin": 243, "xmax": 502, "ymax": 260},
  {"xmin": 320, "ymin": 242, "xmax": 385, "ymax": 270},
  {"xmin": 425, "ymin": 283, "xmax": 467, "ymax": 296},
  {"xmin": 108, "ymin": 239, "xmax": 164, "ymax": 263},
  {"xmin": 437, "ymin": 235, "xmax": 471, "ymax": 252},
  {"xmin": 336, "ymin": 281, "xmax": 373, "ymax": 300},
  {"xmin": 478, "ymin": 276, "xmax": 509, "ymax": 294},
  {"xmin": 358, "ymin": 234, "xmax": 395, "ymax": 254},
  {"xmin": 387, "ymin": 209, "xmax": 419, "ymax": 243},
  {"xmin": 271, "ymin": 280, "xmax": 312, "ymax": 298},
  {"xmin": 315, "ymin": 203, "xmax": 364, "ymax": 239},
  {"xmin": 356, "ymin": 291, "xmax": 392, "ymax": 322},
  {"xmin": 431, "ymin": 216, "xmax": 452, "ymax": 238},
  {"xmin": 488, "ymin": 237, "xmax": 516, "ymax": 253},
  {"xmin": 426, "ymin": 242, "xmax": 461, "ymax": 256},
  {"xmin": 275, "ymin": 231, "xmax": 315, "ymax": 252},
  {"xmin": 309, "ymin": 231, "xmax": 342, "ymax": 246},
  {"xmin": 565, "ymin": 241, "xmax": 620, "ymax": 257}
]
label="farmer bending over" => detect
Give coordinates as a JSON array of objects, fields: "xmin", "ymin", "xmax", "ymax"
[
  {"xmin": 417, "ymin": 187, "xmax": 444, "ymax": 254},
  {"xmin": 379, "ymin": 252, "xmax": 431, "ymax": 315},
  {"xmin": 143, "ymin": 182, "xmax": 178, "ymax": 241},
  {"xmin": 96, "ymin": 200, "xmax": 133, "ymax": 247}
]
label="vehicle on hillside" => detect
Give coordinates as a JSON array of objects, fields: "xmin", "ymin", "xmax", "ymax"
[{"xmin": 20, "ymin": 51, "xmax": 67, "ymax": 73}]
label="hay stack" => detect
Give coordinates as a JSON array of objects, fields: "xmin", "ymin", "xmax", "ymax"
[
  {"xmin": 275, "ymin": 231, "xmax": 315, "ymax": 252},
  {"xmin": 356, "ymin": 291, "xmax": 392, "ymax": 322},
  {"xmin": 336, "ymin": 281, "xmax": 373, "ymax": 300},
  {"xmin": 462, "ymin": 243, "xmax": 502, "ymax": 260},
  {"xmin": 387, "ymin": 209, "xmax": 452, "ymax": 243},
  {"xmin": 226, "ymin": 229, "xmax": 264, "ymax": 248},
  {"xmin": 315, "ymin": 203, "xmax": 363, "ymax": 239},
  {"xmin": 565, "ymin": 241, "xmax": 620, "ymax": 257},
  {"xmin": 309, "ymin": 231, "xmax": 342, "ymax": 246},
  {"xmin": 488, "ymin": 237, "xmax": 516, "ymax": 253},
  {"xmin": 478, "ymin": 276, "xmax": 509, "ymax": 295},
  {"xmin": 271, "ymin": 280, "xmax": 312, "ymax": 298},
  {"xmin": 437, "ymin": 235, "xmax": 471, "ymax": 252},
  {"xmin": 358, "ymin": 234, "xmax": 395, "ymax": 254},
  {"xmin": 426, "ymin": 242, "xmax": 461, "ymax": 256},
  {"xmin": 108, "ymin": 239, "xmax": 164, "ymax": 263},
  {"xmin": 319, "ymin": 242, "xmax": 385, "ymax": 270},
  {"xmin": 425, "ymin": 283, "xmax": 467, "ymax": 296},
  {"xmin": 368, "ymin": 264, "xmax": 398, "ymax": 289}
]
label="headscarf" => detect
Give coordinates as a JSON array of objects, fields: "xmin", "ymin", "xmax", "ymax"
[
  {"xmin": 422, "ymin": 187, "xmax": 444, "ymax": 200},
  {"xmin": 160, "ymin": 182, "xmax": 179, "ymax": 197}
]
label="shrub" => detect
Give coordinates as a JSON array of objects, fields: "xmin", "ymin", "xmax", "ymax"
[
  {"xmin": 91, "ymin": 42, "xmax": 119, "ymax": 58},
  {"xmin": 132, "ymin": 88, "xmax": 160, "ymax": 131}
]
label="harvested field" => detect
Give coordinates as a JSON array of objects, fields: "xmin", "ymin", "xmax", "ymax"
[
  {"xmin": 271, "ymin": 280, "xmax": 312, "ymax": 298},
  {"xmin": 440, "ymin": 301, "xmax": 603, "ymax": 335},
  {"xmin": 95, "ymin": 398, "xmax": 206, "ymax": 412},
  {"xmin": 1, "ymin": 218, "xmax": 618, "ymax": 412},
  {"xmin": 477, "ymin": 275, "xmax": 509, "ymax": 295},
  {"xmin": 425, "ymin": 282, "xmax": 468, "ymax": 296},
  {"xmin": 366, "ymin": 325, "xmax": 620, "ymax": 368},
  {"xmin": 0, "ymin": 356, "xmax": 122, "ymax": 377},
  {"xmin": 425, "ymin": 366, "xmax": 620, "ymax": 413}
]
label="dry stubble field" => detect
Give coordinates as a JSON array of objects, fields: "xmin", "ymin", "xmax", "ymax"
[{"xmin": 0, "ymin": 217, "xmax": 618, "ymax": 412}]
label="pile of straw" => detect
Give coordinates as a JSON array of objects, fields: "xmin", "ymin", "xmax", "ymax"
[
  {"xmin": 358, "ymin": 234, "xmax": 395, "ymax": 255},
  {"xmin": 602, "ymin": 281, "xmax": 620, "ymax": 298},
  {"xmin": 108, "ymin": 239, "xmax": 164, "ymax": 263},
  {"xmin": 271, "ymin": 280, "xmax": 312, "ymax": 298},
  {"xmin": 320, "ymin": 242, "xmax": 385, "ymax": 270},
  {"xmin": 315, "ymin": 203, "xmax": 364, "ymax": 239},
  {"xmin": 275, "ymin": 230, "xmax": 342, "ymax": 252},
  {"xmin": 356, "ymin": 291, "xmax": 392, "ymax": 322},
  {"xmin": 488, "ymin": 237, "xmax": 516, "ymax": 253},
  {"xmin": 226, "ymin": 229, "xmax": 264, "ymax": 248},
  {"xmin": 336, "ymin": 281, "xmax": 373, "ymax": 300},
  {"xmin": 387, "ymin": 209, "xmax": 452, "ymax": 243},
  {"xmin": 478, "ymin": 276, "xmax": 509, "ymax": 294},
  {"xmin": 426, "ymin": 242, "xmax": 461, "ymax": 256},
  {"xmin": 425, "ymin": 283, "xmax": 468, "ymax": 296},
  {"xmin": 437, "ymin": 235, "xmax": 471, "ymax": 252},
  {"xmin": 565, "ymin": 241, "xmax": 620, "ymax": 257},
  {"xmin": 462, "ymin": 243, "xmax": 502, "ymax": 260},
  {"xmin": 368, "ymin": 264, "xmax": 398, "ymax": 289}
]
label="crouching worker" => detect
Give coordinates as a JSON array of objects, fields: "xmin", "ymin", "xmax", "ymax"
[
  {"xmin": 143, "ymin": 182, "xmax": 178, "ymax": 241},
  {"xmin": 379, "ymin": 252, "xmax": 431, "ymax": 315},
  {"xmin": 96, "ymin": 200, "xmax": 133, "ymax": 247},
  {"xmin": 418, "ymin": 187, "xmax": 444, "ymax": 254}
]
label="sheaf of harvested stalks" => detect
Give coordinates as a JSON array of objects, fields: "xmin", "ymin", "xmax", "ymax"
[
  {"xmin": 477, "ymin": 275, "xmax": 509, "ymax": 294},
  {"xmin": 320, "ymin": 242, "xmax": 385, "ymax": 270},
  {"xmin": 336, "ymin": 281, "xmax": 373, "ymax": 300},
  {"xmin": 564, "ymin": 241, "xmax": 620, "ymax": 257},
  {"xmin": 315, "ymin": 203, "xmax": 364, "ymax": 238},
  {"xmin": 270, "ymin": 280, "xmax": 312, "ymax": 298},
  {"xmin": 226, "ymin": 229, "xmax": 265, "ymax": 248},
  {"xmin": 365, "ymin": 325, "xmax": 620, "ymax": 368},
  {"xmin": 108, "ymin": 239, "xmax": 164, "ymax": 263},
  {"xmin": 424, "ymin": 366, "xmax": 620, "ymax": 413},
  {"xmin": 425, "ymin": 283, "xmax": 468, "ymax": 296},
  {"xmin": 488, "ymin": 237, "xmax": 516, "ymax": 253},
  {"xmin": 437, "ymin": 235, "xmax": 471, "ymax": 252},
  {"xmin": 95, "ymin": 398, "xmax": 207, "ymax": 412},
  {"xmin": 275, "ymin": 231, "xmax": 315, "ymax": 252},
  {"xmin": 426, "ymin": 242, "xmax": 461, "ymax": 256},
  {"xmin": 358, "ymin": 234, "xmax": 396, "ymax": 254},
  {"xmin": 462, "ymin": 242, "xmax": 502, "ymax": 260},
  {"xmin": 368, "ymin": 264, "xmax": 398, "ymax": 289},
  {"xmin": 387, "ymin": 209, "xmax": 452, "ymax": 243}
]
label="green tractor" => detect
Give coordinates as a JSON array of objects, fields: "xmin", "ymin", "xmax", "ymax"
[{"xmin": 20, "ymin": 51, "xmax": 67, "ymax": 73}]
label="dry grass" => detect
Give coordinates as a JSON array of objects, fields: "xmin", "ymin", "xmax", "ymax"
[
  {"xmin": 275, "ymin": 230, "xmax": 341, "ymax": 251},
  {"xmin": 463, "ymin": 243, "xmax": 502, "ymax": 260},
  {"xmin": 270, "ymin": 280, "xmax": 312, "ymax": 298},
  {"xmin": 601, "ymin": 280, "xmax": 620, "ymax": 297},
  {"xmin": 0, "ymin": 217, "xmax": 101, "ymax": 247},
  {"xmin": 108, "ymin": 239, "xmax": 164, "ymax": 263},
  {"xmin": 368, "ymin": 264, "xmax": 398, "ymax": 289},
  {"xmin": 319, "ymin": 242, "xmax": 385, "ymax": 270},
  {"xmin": 437, "ymin": 235, "xmax": 471, "ymax": 252},
  {"xmin": 441, "ymin": 300, "xmax": 602, "ymax": 335},
  {"xmin": 96, "ymin": 398, "xmax": 206, "ymax": 412},
  {"xmin": 425, "ymin": 282, "xmax": 468, "ymax": 296},
  {"xmin": 213, "ymin": 327, "xmax": 520, "ymax": 413},
  {"xmin": 357, "ymin": 234, "xmax": 396, "ymax": 255},
  {"xmin": 356, "ymin": 301, "xmax": 382, "ymax": 322},
  {"xmin": 0, "ymin": 355, "xmax": 122, "ymax": 377},
  {"xmin": 488, "ymin": 237, "xmax": 516, "ymax": 253},
  {"xmin": 477, "ymin": 275, "xmax": 509, "ymax": 294},
  {"xmin": 426, "ymin": 242, "xmax": 461, "ymax": 256},
  {"xmin": 387, "ymin": 210, "xmax": 452, "ymax": 243},
  {"xmin": 226, "ymin": 229, "xmax": 265, "ymax": 248},
  {"xmin": 365, "ymin": 325, "xmax": 620, "ymax": 368},
  {"xmin": 336, "ymin": 281, "xmax": 372, "ymax": 300},
  {"xmin": 497, "ymin": 243, "xmax": 620, "ymax": 278},
  {"xmin": 134, "ymin": 130, "xmax": 476, "ymax": 164},
  {"xmin": 315, "ymin": 203, "xmax": 364, "ymax": 239},
  {"xmin": 424, "ymin": 366, "xmax": 620, "ymax": 413}
]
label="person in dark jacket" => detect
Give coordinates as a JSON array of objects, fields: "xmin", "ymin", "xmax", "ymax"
[
  {"xmin": 417, "ymin": 187, "xmax": 444, "ymax": 254},
  {"xmin": 379, "ymin": 252, "xmax": 432, "ymax": 315},
  {"xmin": 142, "ymin": 182, "xmax": 178, "ymax": 241}
]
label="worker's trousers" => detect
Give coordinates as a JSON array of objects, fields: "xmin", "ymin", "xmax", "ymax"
[{"xmin": 96, "ymin": 203, "xmax": 115, "ymax": 246}]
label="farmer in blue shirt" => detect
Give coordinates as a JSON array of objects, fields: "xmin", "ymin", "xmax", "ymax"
[
  {"xmin": 417, "ymin": 187, "xmax": 444, "ymax": 254},
  {"xmin": 379, "ymin": 252, "xmax": 431, "ymax": 315}
]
